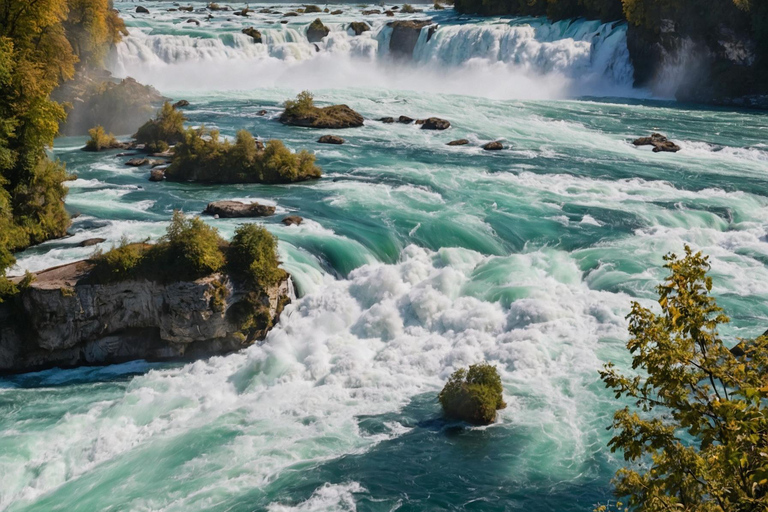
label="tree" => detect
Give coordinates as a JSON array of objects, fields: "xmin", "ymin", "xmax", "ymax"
[{"xmin": 599, "ymin": 246, "xmax": 768, "ymax": 511}]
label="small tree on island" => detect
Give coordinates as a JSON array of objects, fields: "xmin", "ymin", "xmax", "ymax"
[{"xmin": 599, "ymin": 246, "xmax": 768, "ymax": 511}]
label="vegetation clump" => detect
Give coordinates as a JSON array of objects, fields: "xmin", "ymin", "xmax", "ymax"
[
  {"xmin": 228, "ymin": 224, "xmax": 287, "ymax": 290},
  {"xmin": 598, "ymin": 246, "xmax": 768, "ymax": 511},
  {"xmin": 89, "ymin": 211, "xmax": 226, "ymax": 284},
  {"xmin": 400, "ymin": 4, "xmax": 421, "ymax": 13},
  {"xmin": 438, "ymin": 363, "xmax": 506, "ymax": 425},
  {"xmin": 166, "ymin": 128, "xmax": 321, "ymax": 184},
  {"xmin": 83, "ymin": 125, "xmax": 121, "ymax": 151},
  {"xmin": 134, "ymin": 102, "xmax": 186, "ymax": 152},
  {"xmin": 280, "ymin": 91, "xmax": 364, "ymax": 129}
]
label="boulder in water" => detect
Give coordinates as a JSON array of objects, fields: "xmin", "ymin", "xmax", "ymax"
[
  {"xmin": 379, "ymin": 117, "xmax": 395, "ymax": 123},
  {"xmin": 280, "ymin": 92, "xmax": 364, "ymax": 129},
  {"xmin": 632, "ymin": 133, "xmax": 681, "ymax": 153},
  {"xmin": 149, "ymin": 169, "xmax": 166, "ymax": 182},
  {"xmin": 417, "ymin": 117, "xmax": 450, "ymax": 130},
  {"xmin": 447, "ymin": 139, "xmax": 469, "ymax": 146},
  {"xmin": 79, "ymin": 238, "xmax": 106, "ymax": 247},
  {"xmin": 331, "ymin": 9, "xmax": 343, "ymax": 14},
  {"xmin": 388, "ymin": 20, "xmax": 434, "ymax": 58},
  {"xmin": 257, "ymin": 109, "xmax": 268, "ymax": 116},
  {"xmin": 318, "ymin": 135, "xmax": 345, "ymax": 144},
  {"xmin": 173, "ymin": 100, "xmax": 190, "ymax": 109},
  {"xmin": 242, "ymin": 27, "xmax": 262, "ymax": 43},
  {"xmin": 349, "ymin": 22, "xmax": 370, "ymax": 36},
  {"xmin": 304, "ymin": 4, "xmax": 322, "ymax": 13},
  {"xmin": 306, "ymin": 18, "xmax": 330, "ymax": 42},
  {"xmin": 397, "ymin": 115, "xmax": 414, "ymax": 124},
  {"xmin": 125, "ymin": 158, "xmax": 149, "ymax": 167},
  {"xmin": 362, "ymin": 9, "xmax": 382, "ymax": 15},
  {"xmin": 186, "ymin": 18, "xmax": 200, "ymax": 25},
  {"xmin": 482, "ymin": 141, "xmax": 504, "ymax": 150},
  {"xmin": 178, "ymin": 6, "xmax": 194, "ymax": 12},
  {"xmin": 283, "ymin": 11, "xmax": 299, "ymax": 17},
  {"xmin": 385, "ymin": 10, "xmax": 395, "ymax": 16},
  {"xmin": 136, "ymin": 6, "xmax": 149, "ymax": 14},
  {"xmin": 281, "ymin": 215, "xmax": 304, "ymax": 226},
  {"xmin": 204, "ymin": 201, "xmax": 276, "ymax": 218}
]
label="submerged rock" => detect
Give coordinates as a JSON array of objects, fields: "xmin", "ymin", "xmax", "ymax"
[
  {"xmin": 136, "ymin": 6, "xmax": 149, "ymax": 13},
  {"xmin": 632, "ymin": 133, "xmax": 681, "ymax": 153},
  {"xmin": 397, "ymin": 115, "xmax": 414, "ymax": 124},
  {"xmin": 379, "ymin": 116, "xmax": 395, "ymax": 123},
  {"xmin": 306, "ymin": 18, "xmax": 330, "ymax": 42},
  {"xmin": 447, "ymin": 139, "xmax": 469, "ymax": 146},
  {"xmin": 0, "ymin": 261, "xmax": 292, "ymax": 374},
  {"xmin": 417, "ymin": 117, "xmax": 450, "ymax": 130},
  {"xmin": 204, "ymin": 201, "xmax": 276, "ymax": 218},
  {"xmin": 331, "ymin": 9, "xmax": 343, "ymax": 14},
  {"xmin": 362, "ymin": 9, "xmax": 382, "ymax": 15},
  {"xmin": 281, "ymin": 215, "xmax": 304, "ymax": 226},
  {"xmin": 317, "ymin": 135, "xmax": 345, "ymax": 144},
  {"xmin": 482, "ymin": 141, "xmax": 504, "ymax": 150},
  {"xmin": 149, "ymin": 169, "xmax": 166, "ymax": 182},
  {"xmin": 126, "ymin": 158, "xmax": 149, "ymax": 167},
  {"xmin": 172, "ymin": 99, "xmax": 190, "ymax": 109}
]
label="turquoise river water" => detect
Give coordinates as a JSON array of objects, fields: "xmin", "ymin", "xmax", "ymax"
[{"xmin": 1, "ymin": 2, "xmax": 768, "ymax": 510}]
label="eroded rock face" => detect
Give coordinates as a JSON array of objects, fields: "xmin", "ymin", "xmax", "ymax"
[
  {"xmin": 0, "ymin": 264, "xmax": 292, "ymax": 373},
  {"xmin": 349, "ymin": 22, "xmax": 370, "ymax": 36},
  {"xmin": 307, "ymin": 18, "xmax": 330, "ymax": 42},
  {"xmin": 388, "ymin": 20, "xmax": 435, "ymax": 58},
  {"xmin": 242, "ymin": 27, "xmax": 262, "ymax": 43},
  {"xmin": 204, "ymin": 200, "xmax": 276, "ymax": 218}
]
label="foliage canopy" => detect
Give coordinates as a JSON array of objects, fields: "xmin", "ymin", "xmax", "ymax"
[
  {"xmin": 439, "ymin": 363, "xmax": 506, "ymax": 425},
  {"xmin": 600, "ymin": 246, "xmax": 768, "ymax": 511}
]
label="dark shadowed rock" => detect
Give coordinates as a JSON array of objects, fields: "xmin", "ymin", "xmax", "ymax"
[
  {"xmin": 331, "ymin": 9, "xmax": 343, "ymax": 14},
  {"xmin": 149, "ymin": 169, "xmax": 166, "ymax": 181},
  {"xmin": 388, "ymin": 20, "xmax": 434, "ymax": 58},
  {"xmin": 304, "ymin": 4, "xmax": 322, "ymax": 13},
  {"xmin": 257, "ymin": 109, "xmax": 268, "ymax": 116},
  {"xmin": 136, "ymin": 6, "xmax": 149, "ymax": 14},
  {"xmin": 482, "ymin": 141, "xmax": 504, "ymax": 150},
  {"xmin": 242, "ymin": 27, "xmax": 262, "ymax": 43},
  {"xmin": 307, "ymin": 18, "xmax": 330, "ymax": 42},
  {"xmin": 173, "ymin": 99, "xmax": 190, "ymax": 108},
  {"xmin": 397, "ymin": 115, "xmax": 414, "ymax": 124},
  {"xmin": 632, "ymin": 133, "xmax": 681, "ymax": 153},
  {"xmin": 417, "ymin": 117, "xmax": 450, "ymax": 130},
  {"xmin": 79, "ymin": 238, "xmax": 106, "ymax": 247},
  {"xmin": 186, "ymin": 18, "xmax": 200, "ymax": 25},
  {"xmin": 379, "ymin": 117, "xmax": 395, "ymax": 123},
  {"xmin": 362, "ymin": 9, "xmax": 381, "ymax": 14},
  {"xmin": 349, "ymin": 22, "xmax": 370, "ymax": 35},
  {"xmin": 447, "ymin": 139, "xmax": 469, "ymax": 146},
  {"xmin": 282, "ymin": 215, "xmax": 304, "ymax": 226},
  {"xmin": 318, "ymin": 135, "xmax": 345, "ymax": 144},
  {"xmin": 204, "ymin": 201, "xmax": 276, "ymax": 218},
  {"xmin": 283, "ymin": 11, "xmax": 299, "ymax": 17}
]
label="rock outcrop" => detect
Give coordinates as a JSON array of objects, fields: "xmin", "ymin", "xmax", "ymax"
[
  {"xmin": 280, "ymin": 104, "xmax": 364, "ymax": 129},
  {"xmin": 447, "ymin": 139, "xmax": 469, "ymax": 146},
  {"xmin": 0, "ymin": 262, "xmax": 292, "ymax": 374},
  {"xmin": 242, "ymin": 27, "xmax": 263, "ymax": 42},
  {"xmin": 388, "ymin": 20, "xmax": 435, "ymax": 58},
  {"xmin": 632, "ymin": 133, "xmax": 681, "ymax": 153},
  {"xmin": 349, "ymin": 22, "xmax": 370, "ymax": 35},
  {"xmin": 482, "ymin": 141, "xmax": 504, "ymax": 150},
  {"xmin": 54, "ymin": 71, "xmax": 166, "ymax": 136},
  {"xmin": 204, "ymin": 201, "xmax": 276, "ymax": 218},
  {"xmin": 417, "ymin": 117, "xmax": 451, "ymax": 130},
  {"xmin": 281, "ymin": 215, "xmax": 303, "ymax": 226},
  {"xmin": 317, "ymin": 135, "xmax": 344, "ymax": 144},
  {"xmin": 306, "ymin": 18, "xmax": 330, "ymax": 42}
]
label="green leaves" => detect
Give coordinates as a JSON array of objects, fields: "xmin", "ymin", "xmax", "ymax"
[{"xmin": 600, "ymin": 246, "xmax": 768, "ymax": 511}]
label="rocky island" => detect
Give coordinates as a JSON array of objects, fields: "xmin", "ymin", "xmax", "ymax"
[{"xmin": 0, "ymin": 214, "xmax": 291, "ymax": 374}]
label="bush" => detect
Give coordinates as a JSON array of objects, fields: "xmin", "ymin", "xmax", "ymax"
[
  {"xmin": 84, "ymin": 125, "xmax": 118, "ymax": 151},
  {"xmin": 401, "ymin": 3, "xmax": 417, "ymax": 13},
  {"xmin": 89, "ymin": 237, "xmax": 148, "ymax": 284},
  {"xmin": 228, "ymin": 224, "xmax": 285, "ymax": 290},
  {"xmin": 438, "ymin": 363, "xmax": 506, "ymax": 425},
  {"xmin": 134, "ymin": 102, "xmax": 186, "ymax": 148},
  {"xmin": 155, "ymin": 211, "xmax": 226, "ymax": 281},
  {"xmin": 283, "ymin": 90, "xmax": 316, "ymax": 118},
  {"xmin": 598, "ymin": 246, "xmax": 768, "ymax": 511},
  {"xmin": 166, "ymin": 128, "xmax": 321, "ymax": 184}
]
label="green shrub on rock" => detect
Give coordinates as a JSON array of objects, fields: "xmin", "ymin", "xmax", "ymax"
[
  {"xmin": 228, "ymin": 224, "xmax": 286, "ymax": 290},
  {"xmin": 134, "ymin": 102, "xmax": 186, "ymax": 149},
  {"xmin": 280, "ymin": 91, "xmax": 364, "ymax": 129},
  {"xmin": 84, "ymin": 126, "xmax": 119, "ymax": 152},
  {"xmin": 438, "ymin": 363, "xmax": 506, "ymax": 425},
  {"xmin": 156, "ymin": 211, "xmax": 226, "ymax": 280},
  {"xmin": 166, "ymin": 128, "xmax": 321, "ymax": 184}
]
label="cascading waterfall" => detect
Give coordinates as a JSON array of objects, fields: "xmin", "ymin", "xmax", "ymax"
[{"xmin": 108, "ymin": 5, "xmax": 634, "ymax": 97}]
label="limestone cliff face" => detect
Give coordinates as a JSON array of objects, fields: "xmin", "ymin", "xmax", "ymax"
[{"xmin": 0, "ymin": 262, "xmax": 292, "ymax": 374}]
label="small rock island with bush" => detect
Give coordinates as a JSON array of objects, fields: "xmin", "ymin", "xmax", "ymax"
[
  {"xmin": 439, "ymin": 363, "xmax": 507, "ymax": 425},
  {"xmin": 0, "ymin": 213, "xmax": 291, "ymax": 373}
]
